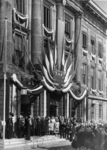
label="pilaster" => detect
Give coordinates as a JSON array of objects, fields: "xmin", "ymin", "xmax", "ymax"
[
  {"xmin": 75, "ymin": 12, "xmax": 82, "ymax": 82},
  {"xmin": 31, "ymin": 0, "xmax": 43, "ymax": 64}
]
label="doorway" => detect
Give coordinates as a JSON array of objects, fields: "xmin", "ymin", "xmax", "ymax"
[
  {"xmin": 50, "ymin": 104, "xmax": 57, "ymax": 117},
  {"xmin": 21, "ymin": 104, "xmax": 31, "ymax": 116}
]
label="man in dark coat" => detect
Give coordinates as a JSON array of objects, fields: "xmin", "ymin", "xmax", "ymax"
[
  {"xmin": 17, "ymin": 115, "xmax": 25, "ymax": 138},
  {"xmin": 25, "ymin": 116, "xmax": 31, "ymax": 140},
  {"xmin": 29, "ymin": 115, "xmax": 35, "ymax": 136},
  {"xmin": 6, "ymin": 112, "xmax": 14, "ymax": 139},
  {"xmin": 41, "ymin": 117, "xmax": 46, "ymax": 136},
  {"xmin": 37, "ymin": 116, "xmax": 41, "ymax": 136}
]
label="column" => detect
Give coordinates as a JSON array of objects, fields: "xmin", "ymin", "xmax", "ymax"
[
  {"xmin": 17, "ymin": 89, "xmax": 21, "ymax": 118},
  {"xmin": 67, "ymin": 93, "xmax": 69, "ymax": 118},
  {"xmin": 31, "ymin": 103, "xmax": 34, "ymax": 117},
  {"xmin": 36, "ymin": 96, "xmax": 39, "ymax": 117},
  {"xmin": 31, "ymin": 0, "xmax": 43, "ymax": 64},
  {"xmin": 28, "ymin": 0, "xmax": 32, "ymax": 62},
  {"xmin": 0, "ymin": 0, "xmax": 13, "ymax": 63},
  {"xmin": 0, "ymin": 0, "xmax": 5, "ymax": 61},
  {"xmin": 12, "ymin": 85, "xmax": 17, "ymax": 116},
  {"xmin": 56, "ymin": 0, "xmax": 65, "ymax": 70},
  {"xmin": 75, "ymin": 12, "xmax": 82, "ymax": 82},
  {"xmin": 69, "ymin": 97, "xmax": 72, "ymax": 118},
  {"xmin": 44, "ymin": 90, "xmax": 47, "ymax": 117},
  {"xmin": 59, "ymin": 96, "xmax": 63, "ymax": 116},
  {"xmin": 83, "ymin": 97, "xmax": 86, "ymax": 122},
  {"xmin": 56, "ymin": 0, "xmax": 65, "ymax": 21},
  {"xmin": 70, "ymin": 18, "xmax": 75, "ymax": 49},
  {"xmin": 6, "ymin": 0, "xmax": 13, "ymax": 63},
  {"xmin": 47, "ymin": 92, "xmax": 50, "ymax": 117},
  {"xmin": 6, "ymin": 79, "xmax": 10, "ymax": 120},
  {"xmin": 24, "ymin": 0, "xmax": 28, "ymax": 15},
  {"xmin": 50, "ymin": 5, "xmax": 56, "ymax": 41},
  {"xmin": 63, "ymin": 95, "xmax": 65, "ymax": 117},
  {"xmin": 39, "ymin": 92, "xmax": 43, "ymax": 117}
]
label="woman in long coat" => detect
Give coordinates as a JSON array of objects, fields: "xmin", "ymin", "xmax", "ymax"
[{"xmin": 54, "ymin": 118, "xmax": 59, "ymax": 136}]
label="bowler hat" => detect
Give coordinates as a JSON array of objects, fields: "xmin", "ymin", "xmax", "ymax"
[{"xmin": 9, "ymin": 112, "xmax": 14, "ymax": 117}]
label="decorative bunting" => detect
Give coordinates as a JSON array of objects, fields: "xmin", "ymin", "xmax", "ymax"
[
  {"xmin": 62, "ymin": 83, "xmax": 73, "ymax": 93},
  {"xmin": 42, "ymin": 77, "xmax": 55, "ymax": 91},
  {"xmin": 69, "ymin": 89, "xmax": 87, "ymax": 100},
  {"xmin": 11, "ymin": 74, "xmax": 43, "ymax": 93}
]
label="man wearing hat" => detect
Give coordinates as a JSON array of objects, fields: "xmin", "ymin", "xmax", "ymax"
[{"xmin": 6, "ymin": 112, "xmax": 14, "ymax": 139}]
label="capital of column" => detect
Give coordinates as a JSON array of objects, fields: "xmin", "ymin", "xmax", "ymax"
[
  {"xmin": 55, "ymin": 0, "xmax": 66, "ymax": 6},
  {"xmin": 75, "ymin": 11, "xmax": 83, "ymax": 19}
]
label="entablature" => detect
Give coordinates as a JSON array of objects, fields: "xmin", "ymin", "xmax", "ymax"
[{"xmin": 82, "ymin": 0, "xmax": 107, "ymax": 28}]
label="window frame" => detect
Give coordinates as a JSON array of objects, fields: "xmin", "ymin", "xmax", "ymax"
[
  {"xmin": 98, "ymin": 42, "xmax": 103, "ymax": 58},
  {"xmin": 91, "ymin": 67, "xmax": 95, "ymax": 89},
  {"xmin": 15, "ymin": 0, "xmax": 25, "ymax": 14},
  {"xmin": 82, "ymin": 64, "xmax": 87, "ymax": 84},
  {"xmin": 91, "ymin": 103, "xmax": 95, "ymax": 120},
  {"xmin": 98, "ymin": 70, "xmax": 102, "ymax": 91},
  {"xmin": 43, "ymin": 5, "xmax": 51, "ymax": 29},
  {"xmin": 82, "ymin": 32, "xmax": 87, "ymax": 50},
  {"xmin": 91, "ymin": 38, "xmax": 96, "ymax": 55},
  {"xmin": 99, "ymin": 103, "xmax": 103, "ymax": 119},
  {"xmin": 65, "ymin": 19, "xmax": 70, "ymax": 39}
]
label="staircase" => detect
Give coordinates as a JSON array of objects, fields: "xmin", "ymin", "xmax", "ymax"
[{"xmin": 0, "ymin": 135, "xmax": 67, "ymax": 150}]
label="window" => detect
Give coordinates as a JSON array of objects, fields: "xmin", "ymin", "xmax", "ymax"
[
  {"xmin": 98, "ymin": 43, "xmax": 103, "ymax": 58},
  {"xmin": 82, "ymin": 32, "xmax": 87, "ymax": 49},
  {"xmin": 15, "ymin": 34, "xmax": 23, "ymax": 64},
  {"xmin": 44, "ymin": 6, "xmax": 50, "ymax": 29},
  {"xmin": 91, "ymin": 39, "xmax": 95, "ymax": 54},
  {"xmin": 99, "ymin": 103, "xmax": 102, "ymax": 119},
  {"xmin": 65, "ymin": 20, "xmax": 70, "ymax": 38},
  {"xmin": 91, "ymin": 103, "xmax": 95, "ymax": 120},
  {"xmin": 16, "ymin": 0, "xmax": 25, "ymax": 14},
  {"xmin": 82, "ymin": 64, "xmax": 87, "ymax": 84},
  {"xmin": 98, "ymin": 71, "xmax": 102, "ymax": 91},
  {"xmin": 91, "ymin": 67, "xmax": 95, "ymax": 89}
]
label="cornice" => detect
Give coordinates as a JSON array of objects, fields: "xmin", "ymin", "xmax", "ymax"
[
  {"xmin": 89, "ymin": 95, "xmax": 107, "ymax": 101},
  {"xmin": 82, "ymin": 0, "xmax": 107, "ymax": 27},
  {"xmin": 66, "ymin": 0, "xmax": 83, "ymax": 15},
  {"xmin": 82, "ymin": 17, "xmax": 107, "ymax": 36}
]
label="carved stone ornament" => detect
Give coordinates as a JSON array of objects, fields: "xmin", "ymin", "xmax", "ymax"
[{"xmin": 62, "ymin": 0, "xmax": 66, "ymax": 5}]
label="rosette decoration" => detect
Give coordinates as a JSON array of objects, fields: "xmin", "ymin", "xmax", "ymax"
[{"xmin": 36, "ymin": 21, "xmax": 88, "ymax": 101}]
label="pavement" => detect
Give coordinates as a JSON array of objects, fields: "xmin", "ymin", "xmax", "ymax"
[
  {"xmin": 1, "ymin": 135, "xmax": 74, "ymax": 150},
  {"xmin": 23, "ymin": 140, "xmax": 73, "ymax": 150}
]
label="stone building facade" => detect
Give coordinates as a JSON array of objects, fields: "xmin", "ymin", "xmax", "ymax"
[{"xmin": 0, "ymin": 0, "xmax": 107, "ymax": 125}]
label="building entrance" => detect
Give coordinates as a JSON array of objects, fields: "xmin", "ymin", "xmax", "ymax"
[
  {"xmin": 50, "ymin": 105, "xmax": 57, "ymax": 117},
  {"xmin": 21, "ymin": 104, "xmax": 30, "ymax": 116},
  {"xmin": 49, "ymin": 92, "xmax": 59, "ymax": 117},
  {"xmin": 21, "ymin": 95, "xmax": 31, "ymax": 116}
]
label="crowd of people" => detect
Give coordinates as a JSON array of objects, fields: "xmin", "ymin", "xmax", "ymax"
[{"xmin": 0, "ymin": 113, "xmax": 107, "ymax": 150}]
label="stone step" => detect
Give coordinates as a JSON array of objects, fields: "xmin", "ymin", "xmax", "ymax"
[{"xmin": 0, "ymin": 135, "xmax": 67, "ymax": 150}]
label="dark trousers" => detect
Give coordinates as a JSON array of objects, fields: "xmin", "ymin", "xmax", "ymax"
[
  {"xmin": 60, "ymin": 127, "xmax": 66, "ymax": 138},
  {"xmin": 65, "ymin": 128, "xmax": 70, "ymax": 139},
  {"xmin": 37, "ymin": 127, "xmax": 41, "ymax": 136}
]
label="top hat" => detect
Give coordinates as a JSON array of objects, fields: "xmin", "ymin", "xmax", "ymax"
[{"xmin": 9, "ymin": 112, "xmax": 14, "ymax": 117}]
